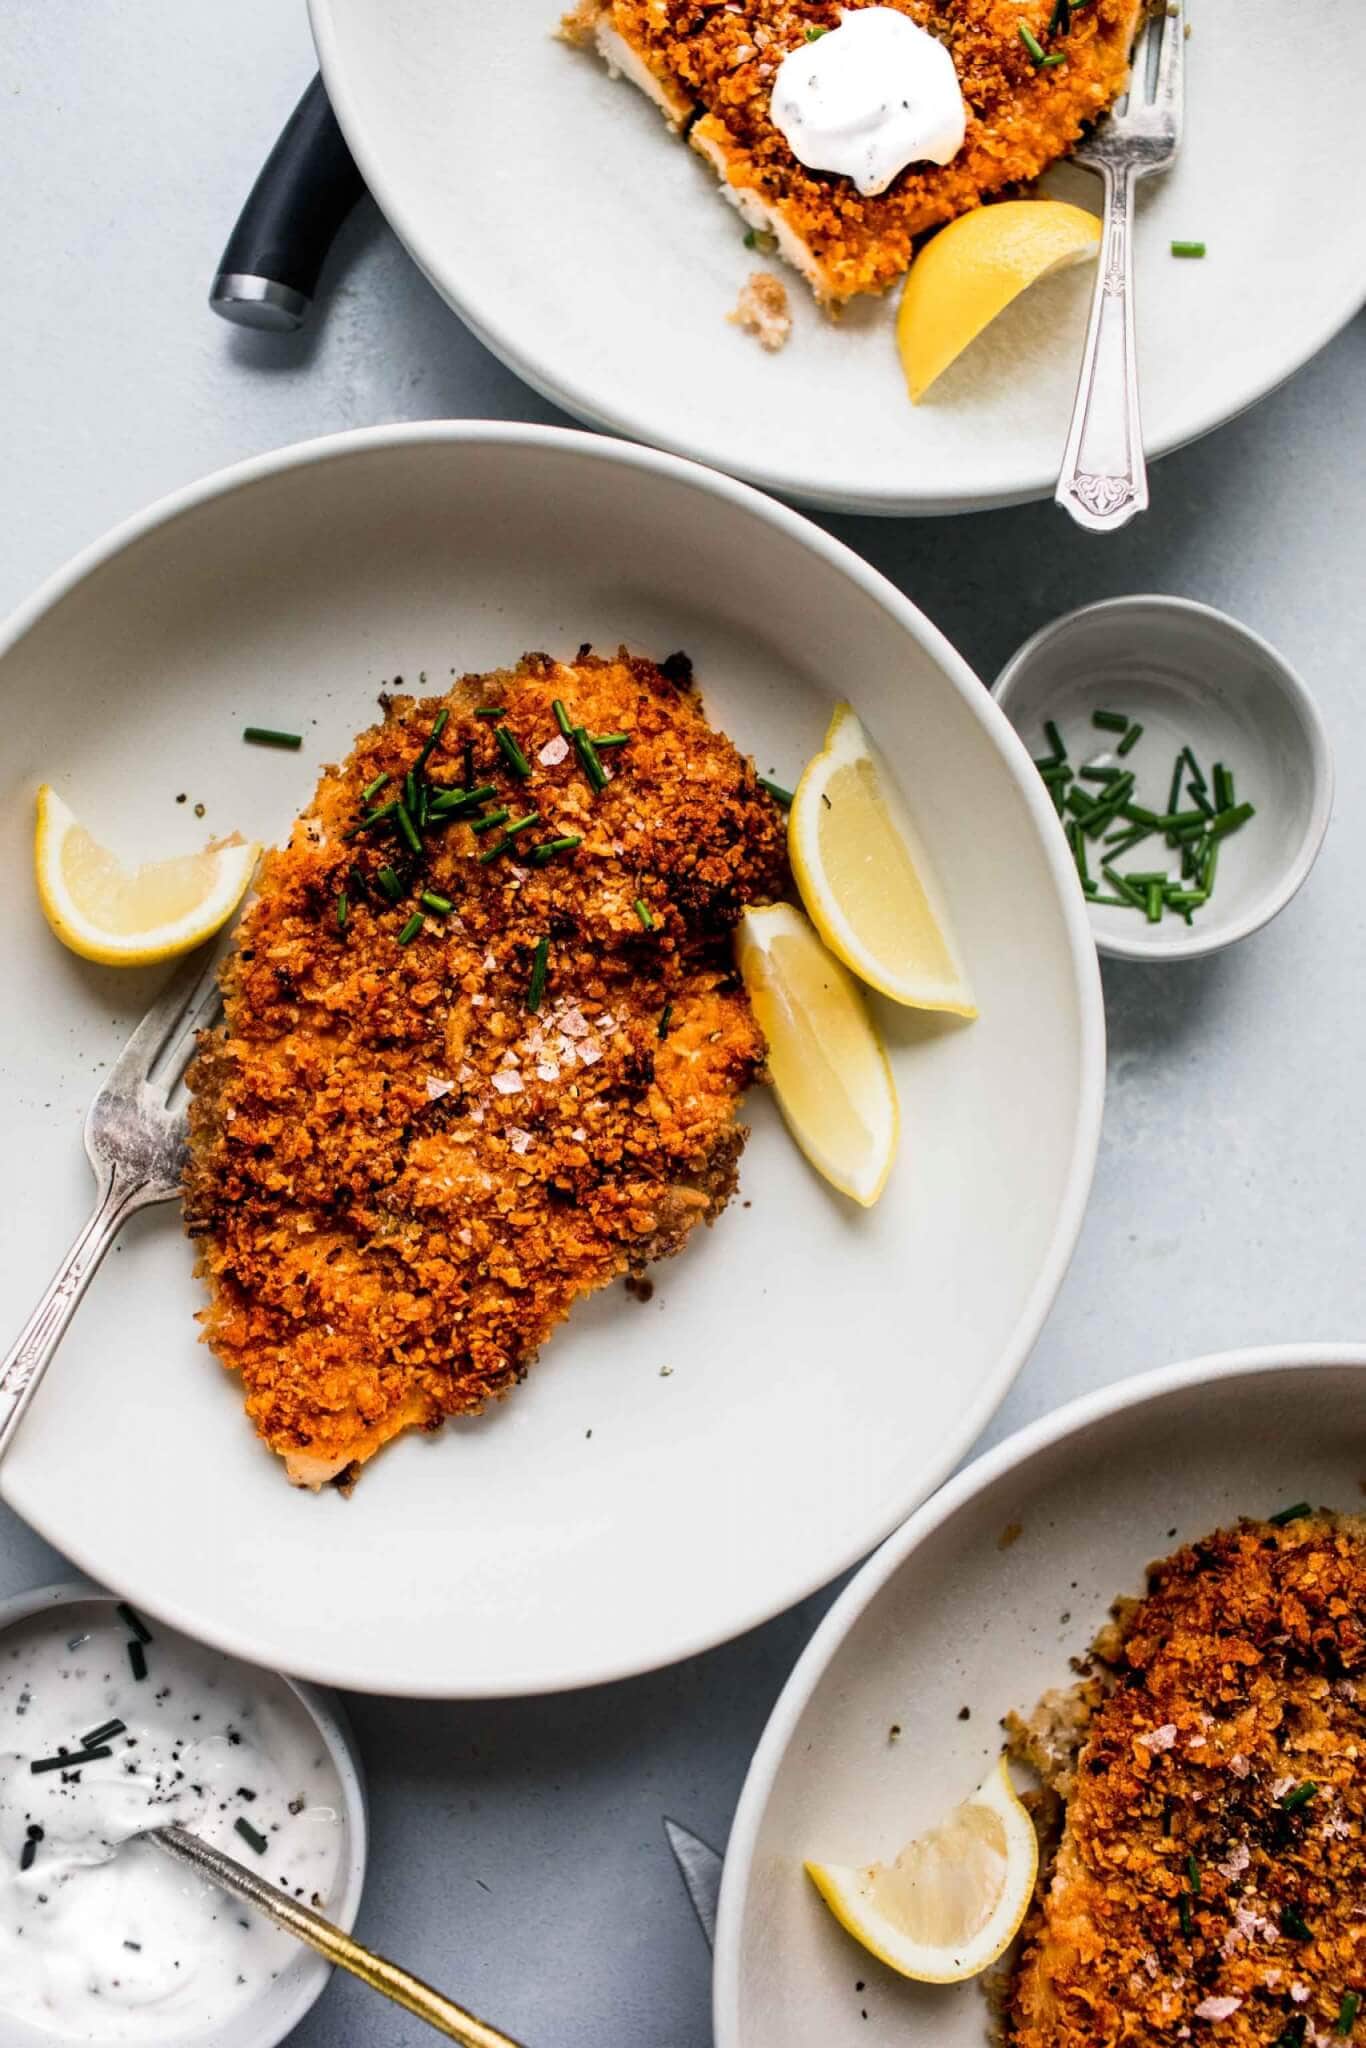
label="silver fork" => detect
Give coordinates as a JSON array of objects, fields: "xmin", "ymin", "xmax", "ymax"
[
  {"xmin": 1055, "ymin": 0, "xmax": 1185, "ymax": 533},
  {"xmin": 0, "ymin": 947, "xmax": 224, "ymax": 1462}
]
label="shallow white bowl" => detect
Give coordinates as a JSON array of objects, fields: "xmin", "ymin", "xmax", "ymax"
[
  {"xmin": 715, "ymin": 1344, "xmax": 1366, "ymax": 2048},
  {"xmin": 993, "ymin": 597, "xmax": 1333, "ymax": 961},
  {"xmin": 0, "ymin": 422, "xmax": 1102, "ymax": 1697},
  {"xmin": 0, "ymin": 1581, "xmax": 367, "ymax": 2048},
  {"xmin": 306, "ymin": 0, "xmax": 1366, "ymax": 515}
]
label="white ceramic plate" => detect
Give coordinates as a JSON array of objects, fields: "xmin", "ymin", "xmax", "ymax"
[
  {"xmin": 307, "ymin": 1, "xmax": 1366, "ymax": 516},
  {"xmin": 0, "ymin": 423, "xmax": 1101, "ymax": 1697},
  {"xmin": 714, "ymin": 1345, "xmax": 1366, "ymax": 2048}
]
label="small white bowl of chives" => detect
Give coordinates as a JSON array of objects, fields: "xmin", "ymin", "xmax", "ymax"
[{"xmin": 993, "ymin": 596, "xmax": 1333, "ymax": 961}]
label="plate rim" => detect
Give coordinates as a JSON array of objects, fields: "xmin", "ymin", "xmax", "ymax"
[
  {"xmin": 0, "ymin": 418, "xmax": 1105, "ymax": 1697},
  {"xmin": 712, "ymin": 1339, "xmax": 1366, "ymax": 2042},
  {"xmin": 307, "ymin": 0, "xmax": 1366, "ymax": 518}
]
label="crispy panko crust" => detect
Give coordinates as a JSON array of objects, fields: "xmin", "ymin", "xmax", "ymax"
[
  {"xmin": 184, "ymin": 649, "xmax": 788, "ymax": 1486},
  {"xmin": 570, "ymin": 0, "xmax": 1142, "ymax": 302},
  {"xmin": 1007, "ymin": 1516, "xmax": 1366, "ymax": 2048}
]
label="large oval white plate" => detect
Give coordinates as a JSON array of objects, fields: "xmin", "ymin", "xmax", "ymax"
[
  {"xmin": 307, "ymin": 1, "xmax": 1366, "ymax": 516},
  {"xmin": 0, "ymin": 423, "xmax": 1101, "ymax": 1697},
  {"xmin": 715, "ymin": 1345, "xmax": 1366, "ymax": 2048}
]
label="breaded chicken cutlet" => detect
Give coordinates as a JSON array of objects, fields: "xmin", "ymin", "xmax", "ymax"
[
  {"xmin": 184, "ymin": 649, "xmax": 788, "ymax": 1487},
  {"xmin": 564, "ymin": 0, "xmax": 1142, "ymax": 303},
  {"xmin": 1006, "ymin": 1514, "xmax": 1366, "ymax": 2048}
]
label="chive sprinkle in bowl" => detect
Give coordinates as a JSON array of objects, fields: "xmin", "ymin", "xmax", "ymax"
[{"xmin": 993, "ymin": 596, "xmax": 1333, "ymax": 962}]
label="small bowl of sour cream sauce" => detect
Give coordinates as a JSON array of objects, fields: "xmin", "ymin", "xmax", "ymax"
[{"xmin": 0, "ymin": 1583, "xmax": 367, "ymax": 2047}]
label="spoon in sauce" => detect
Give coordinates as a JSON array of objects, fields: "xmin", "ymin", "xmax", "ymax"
[{"xmin": 151, "ymin": 1824, "xmax": 525, "ymax": 2047}]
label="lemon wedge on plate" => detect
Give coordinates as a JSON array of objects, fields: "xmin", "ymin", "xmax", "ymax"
[
  {"xmin": 34, "ymin": 786, "xmax": 259, "ymax": 966},
  {"xmin": 736, "ymin": 900, "xmax": 897, "ymax": 1206},
  {"xmin": 806, "ymin": 1755, "xmax": 1038, "ymax": 1984},
  {"xmin": 897, "ymin": 199, "xmax": 1101, "ymax": 402},
  {"xmin": 789, "ymin": 705, "xmax": 974, "ymax": 1016}
]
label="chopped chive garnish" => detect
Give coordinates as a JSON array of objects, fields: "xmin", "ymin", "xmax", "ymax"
[
  {"xmin": 127, "ymin": 1640, "xmax": 148, "ymax": 1681},
  {"xmin": 81, "ymin": 1719, "xmax": 125, "ymax": 1749},
  {"xmin": 415, "ymin": 707, "xmax": 449, "ymax": 771},
  {"xmin": 336, "ymin": 891, "xmax": 349, "ymax": 931},
  {"xmin": 1337, "ymin": 1992, "xmax": 1360, "ymax": 2034},
  {"xmin": 1119, "ymin": 803, "xmax": 1163, "ymax": 828},
  {"xmin": 1065, "ymin": 787, "xmax": 1097, "ymax": 818},
  {"xmin": 1037, "ymin": 762, "xmax": 1072, "ymax": 783},
  {"xmin": 1270, "ymin": 1500, "xmax": 1313, "ymax": 1526},
  {"xmin": 529, "ymin": 835, "xmax": 582, "ymax": 866},
  {"xmin": 1125, "ymin": 871, "xmax": 1171, "ymax": 885},
  {"xmin": 1145, "ymin": 880, "xmax": 1164, "ymax": 923},
  {"xmin": 1105, "ymin": 828, "xmax": 1152, "ymax": 860},
  {"xmin": 592, "ymin": 733, "xmax": 630, "ymax": 749},
  {"xmin": 505, "ymin": 812, "xmax": 539, "ymax": 835},
  {"xmin": 19, "ymin": 1836, "xmax": 36, "ymax": 1870},
  {"xmin": 658, "ymin": 1001, "xmax": 673, "ymax": 1040},
  {"xmin": 1280, "ymin": 1780, "xmax": 1317, "ymax": 1812},
  {"xmin": 1167, "ymin": 754, "xmax": 1185, "ymax": 816},
  {"xmin": 1080, "ymin": 764, "xmax": 1123, "ymax": 784},
  {"xmin": 234, "ymin": 1817, "xmax": 269, "ymax": 1856},
  {"xmin": 526, "ymin": 936, "xmax": 551, "ymax": 1013},
  {"xmin": 376, "ymin": 866, "xmax": 403, "ymax": 901},
  {"xmin": 395, "ymin": 803, "xmax": 423, "ymax": 856},
  {"xmin": 419, "ymin": 892, "xmax": 452, "ymax": 915},
  {"xmin": 1117, "ymin": 722, "xmax": 1143, "ymax": 757},
  {"xmin": 1164, "ymin": 889, "xmax": 1208, "ymax": 908},
  {"xmin": 1069, "ymin": 822, "xmax": 1090, "ymax": 890},
  {"xmin": 1171, "ymin": 240, "xmax": 1206, "ymax": 259},
  {"xmin": 1043, "ymin": 720, "xmax": 1066, "ymax": 760},
  {"xmin": 397, "ymin": 912, "xmax": 425, "ymax": 946},
  {"xmin": 1209, "ymin": 801, "xmax": 1255, "ymax": 839},
  {"xmin": 573, "ymin": 727, "xmax": 608, "ymax": 792},
  {"xmin": 462, "ymin": 739, "xmax": 475, "ymax": 788},
  {"xmin": 494, "ymin": 726, "xmax": 532, "ymax": 778},
  {"xmin": 474, "ymin": 706, "xmax": 506, "ymax": 719},
  {"xmin": 118, "ymin": 1604, "xmax": 152, "ymax": 1644},
  {"xmin": 759, "ymin": 777, "xmax": 794, "ymax": 807},
  {"xmin": 361, "ymin": 772, "xmax": 390, "ymax": 804},
  {"xmin": 552, "ymin": 698, "xmax": 573, "ymax": 738},
  {"xmin": 1048, "ymin": 0, "xmax": 1069, "ymax": 30},
  {"xmin": 430, "ymin": 782, "xmax": 496, "ymax": 815},
  {"xmin": 476, "ymin": 815, "xmax": 539, "ymax": 864},
  {"xmin": 358, "ymin": 800, "xmax": 399, "ymax": 832},
  {"xmin": 1281, "ymin": 1905, "xmax": 1314, "ymax": 1942},
  {"xmin": 634, "ymin": 897, "xmax": 656, "ymax": 931},
  {"xmin": 31, "ymin": 1747, "xmax": 114, "ymax": 1775},
  {"xmin": 242, "ymin": 726, "xmax": 302, "ymax": 750},
  {"xmin": 1212, "ymin": 763, "xmax": 1232, "ymax": 811},
  {"xmin": 1186, "ymin": 1851, "xmax": 1201, "ymax": 1895},
  {"xmin": 804, "ymin": 23, "xmax": 826, "ymax": 38},
  {"xmin": 1102, "ymin": 866, "xmax": 1144, "ymax": 910},
  {"xmin": 1181, "ymin": 745, "xmax": 1207, "ymax": 792},
  {"xmin": 1018, "ymin": 20, "xmax": 1046, "ymax": 61},
  {"xmin": 1178, "ymin": 1894, "xmax": 1194, "ymax": 1938},
  {"xmin": 404, "ymin": 769, "xmax": 419, "ymax": 817},
  {"xmin": 1040, "ymin": 51, "xmax": 1066, "ymax": 64},
  {"xmin": 1277, "ymin": 2020, "xmax": 1308, "ymax": 2048},
  {"xmin": 1089, "ymin": 893, "xmax": 1135, "ymax": 907},
  {"xmin": 471, "ymin": 808, "xmax": 510, "ymax": 835},
  {"xmin": 1091, "ymin": 710, "xmax": 1130, "ymax": 734},
  {"xmin": 236, "ymin": 1786, "xmax": 258, "ymax": 1802}
]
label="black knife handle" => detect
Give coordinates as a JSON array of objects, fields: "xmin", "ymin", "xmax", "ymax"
[{"xmin": 210, "ymin": 75, "xmax": 366, "ymax": 332}]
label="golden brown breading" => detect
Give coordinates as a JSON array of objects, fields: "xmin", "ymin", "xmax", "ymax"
[
  {"xmin": 1008, "ymin": 1516, "xmax": 1366, "ymax": 2048},
  {"xmin": 184, "ymin": 650, "xmax": 788, "ymax": 1485},
  {"xmin": 571, "ymin": 0, "xmax": 1142, "ymax": 302}
]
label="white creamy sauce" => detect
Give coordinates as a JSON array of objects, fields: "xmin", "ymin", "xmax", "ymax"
[
  {"xmin": 0, "ymin": 1601, "xmax": 344, "ymax": 2042},
  {"xmin": 769, "ymin": 8, "xmax": 967, "ymax": 197}
]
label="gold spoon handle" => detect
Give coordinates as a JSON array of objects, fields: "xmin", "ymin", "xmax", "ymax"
[{"xmin": 152, "ymin": 1825, "xmax": 525, "ymax": 2047}]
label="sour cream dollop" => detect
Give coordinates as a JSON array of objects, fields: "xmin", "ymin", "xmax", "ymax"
[
  {"xmin": 0, "ymin": 1600, "xmax": 346, "ymax": 2042},
  {"xmin": 769, "ymin": 8, "xmax": 967, "ymax": 197}
]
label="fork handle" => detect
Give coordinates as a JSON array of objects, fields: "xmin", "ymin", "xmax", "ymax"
[
  {"xmin": 1055, "ymin": 163, "xmax": 1148, "ymax": 533},
  {"xmin": 0, "ymin": 1165, "xmax": 151, "ymax": 1464}
]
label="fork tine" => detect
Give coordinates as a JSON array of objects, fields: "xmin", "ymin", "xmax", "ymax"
[
  {"xmin": 1153, "ymin": 0, "xmax": 1185, "ymax": 115},
  {"xmin": 154, "ymin": 964, "xmax": 226, "ymax": 1100},
  {"xmin": 102, "ymin": 943, "xmax": 221, "ymax": 1097}
]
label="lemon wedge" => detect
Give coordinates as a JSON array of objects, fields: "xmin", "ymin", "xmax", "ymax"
[
  {"xmin": 788, "ymin": 705, "xmax": 974, "ymax": 1016},
  {"xmin": 34, "ymin": 786, "xmax": 259, "ymax": 966},
  {"xmin": 897, "ymin": 199, "xmax": 1101, "ymax": 402},
  {"xmin": 806, "ymin": 1755, "xmax": 1038, "ymax": 1984},
  {"xmin": 736, "ymin": 900, "xmax": 897, "ymax": 1206}
]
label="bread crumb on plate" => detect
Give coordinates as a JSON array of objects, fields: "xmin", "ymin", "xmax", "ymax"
[{"xmin": 729, "ymin": 271, "xmax": 792, "ymax": 353}]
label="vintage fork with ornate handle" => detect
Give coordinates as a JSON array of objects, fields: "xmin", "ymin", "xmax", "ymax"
[
  {"xmin": 0, "ymin": 946, "xmax": 225, "ymax": 1463},
  {"xmin": 1055, "ymin": 0, "xmax": 1185, "ymax": 533}
]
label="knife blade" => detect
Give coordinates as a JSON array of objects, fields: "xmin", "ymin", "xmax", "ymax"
[{"xmin": 662, "ymin": 1817, "xmax": 724, "ymax": 1953}]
